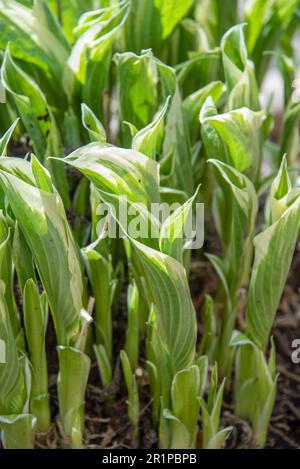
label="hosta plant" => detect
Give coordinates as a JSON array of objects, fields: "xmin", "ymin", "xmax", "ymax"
[
  {"xmin": 0, "ymin": 156, "xmax": 92, "ymax": 448},
  {"xmin": 0, "ymin": 0, "xmax": 300, "ymax": 453}
]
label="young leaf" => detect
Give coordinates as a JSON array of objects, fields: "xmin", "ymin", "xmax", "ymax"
[
  {"xmin": 81, "ymin": 103, "xmax": 106, "ymax": 143},
  {"xmin": 124, "ymin": 0, "xmax": 194, "ymax": 53},
  {"xmin": 269, "ymin": 155, "xmax": 293, "ymax": 223},
  {"xmin": 198, "ymin": 295, "xmax": 217, "ymax": 360},
  {"xmin": 1, "ymin": 47, "xmax": 55, "ymax": 162},
  {"xmin": 60, "ymin": 143, "xmax": 161, "ymax": 248},
  {"xmin": 48, "ymin": 0, "xmax": 95, "ymax": 42},
  {"xmin": 83, "ymin": 248, "xmax": 115, "ymax": 364},
  {"xmin": 171, "ymin": 365, "xmax": 200, "ymax": 447},
  {"xmin": 161, "ymin": 408, "xmax": 190, "ymax": 449},
  {"xmin": 163, "ymin": 87, "xmax": 194, "ymax": 196},
  {"xmin": 125, "ymin": 280, "xmax": 140, "ymax": 371},
  {"xmin": 13, "ymin": 222, "xmax": 36, "ymax": 292},
  {"xmin": 209, "ymin": 159, "xmax": 258, "ymax": 293},
  {"xmin": 0, "ymin": 212, "xmax": 19, "ymax": 335},
  {"xmin": 183, "ymin": 81, "xmax": 225, "ymax": 142},
  {"xmin": 1, "ymin": 48, "xmax": 70, "ymax": 205},
  {"xmin": 0, "ymin": 118, "xmax": 19, "ymax": 156},
  {"xmin": 132, "ymin": 96, "xmax": 170, "ymax": 159},
  {"xmin": 279, "ymin": 100, "xmax": 300, "ymax": 166},
  {"xmin": 200, "ymin": 368, "xmax": 231, "ymax": 449},
  {"xmin": 61, "ymin": 142, "xmax": 160, "ymax": 207},
  {"xmin": 0, "ymin": 160, "xmax": 83, "ymax": 346},
  {"xmin": 67, "ymin": 2, "xmax": 129, "ymax": 119},
  {"xmin": 0, "ymin": 283, "xmax": 36, "ymax": 448},
  {"xmin": 114, "ymin": 50, "xmax": 159, "ymax": 145},
  {"xmin": 93, "ymin": 344, "xmax": 112, "ymax": 387},
  {"xmin": 203, "ymin": 107, "xmax": 265, "ymax": 182},
  {"xmin": 23, "ymin": 279, "xmax": 50, "ymax": 431},
  {"xmin": 159, "ymin": 185, "xmax": 200, "ymax": 263},
  {"xmin": 120, "ymin": 350, "xmax": 139, "ymax": 443},
  {"xmin": 233, "ymin": 338, "xmax": 278, "ymax": 447},
  {"xmin": 0, "ymin": 0, "xmax": 70, "ymax": 108},
  {"xmin": 221, "ymin": 24, "xmax": 260, "ymax": 110},
  {"xmin": 246, "ymin": 190, "xmax": 300, "ymax": 351},
  {"xmin": 194, "ymin": 0, "xmax": 238, "ymax": 46},
  {"xmin": 246, "ymin": 0, "xmax": 298, "ymax": 83},
  {"xmin": 57, "ymin": 346, "xmax": 91, "ymax": 448},
  {"xmin": 130, "ymin": 240, "xmax": 197, "ymax": 373},
  {"xmin": 0, "ymin": 281, "xmax": 23, "ymax": 416}
]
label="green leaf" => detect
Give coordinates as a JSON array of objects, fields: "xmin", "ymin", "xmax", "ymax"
[
  {"xmin": 124, "ymin": 0, "xmax": 194, "ymax": 53},
  {"xmin": 269, "ymin": 155, "xmax": 296, "ymax": 223},
  {"xmin": 194, "ymin": 0, "xmax": 238, "ymax": 46},
  {"xmin": 120, "ymin": 350, "xmax": 139, "ymax": 437},
  {"xmin": 81, "ymin": 103, "xmax": 106, "ymax": 143},
  {"xmin": 67, "ymin": 2, "xmax": 129, "ymax": 119},
  {"xmin": 279, "ymin": 100, "xmax": 300, "ymax": 166},
  {"xmin": 161, "ymin": 408, "xmax": 190, "ymax": 449},
  {"xmin": 1, "ymin": 48, "xmax": 70, "ymax": 205},
  {"xmin": 205, "ymin": 254, "xmax": 230, "ymax": 303},
  {"xmin": 0, "ymin": 0, "xmax": 70, "ymax": 108},
  {"xmin": 0, "ymin": 118, "xmax": 19, "ymax": 156},
  {"xmin": 31, "ymin": 154, "xmax": 54, "ymax": 193},
  {"xmin": 0, "ymin": 281, "xmax": 24, "ymax": 415},
  {"xmin": 234, "ymin": 339, "xmax": 278, "ymax": 446},
  {"xmin": 0, "ymin": 159, "xmax": 83, "ymax": 346},
  {"xmin": 200, "ymin": 371, "xmax": 229, "ymax": 449},
  {"xmin": 203, "ymin": 107, "xmax": 265, "ymax": 182},
  {"xmin": 197, "ymin": 355, "xmax": 208, "ymax": 398},
  {"xmin": 93, "ymin": 343, "xmax": 112, "ymax": 387},
  {"xmin": 48, "ymin": 0, "xmax": 95, "ymax": 42},
  {"xmin": 13, "ymin": 222, "xmax": 36, "ymax": 292},
  {"xmin": 246, "ymin": 191, "xmax": 300, "ymax": 350},
  {"xmin": 177, "ymin": 49, "xmax": 221, "ymax": 95},
  {"xmin": 198, "ymin": 295, "xmax": 216, "ymax": 359},
  {"xmin": 171, "ymin": 365, "xmax": 200, "ymax": 447},
  {"xmin": 275, "ymin": 51, "xmax": 295, "ymax": 105},
  {"xmin": 221, "ymin": 24, "xmax": 260, "ymax": 110},
  {"xmin": 207, "ymin": 161, "xmax": 256, "ymax": 376},
  {"xmin": 146, "ymin": 360, "xmax": 160, "ymax": 424},
  {"xmin": 125, "ymin": 280, "xmax": 140, "ymax": 370},
  {"xmin": 157, "ymin": 0, "xmax": 194, "ymax": 40},
  {"xmin": 230, "ymin": 330, "xmax": 253, "ymax": 347},
  {"xmin": 72, "ymin": 177, "xmax": 91, "ymax": 247},
  {"xmin": 130, "ymin": 240, "xmax": 197, "ymax": 373},
  {"xmin": 205, "ymin": 426, "xmax": 232, "ymax": 449},
  {"xmin": 0, "ymin": 212, "xmax": 19, "ymax": 335},
  {"xmin": 114, "ymin": 50, "xmax": 159, "ymax": 145},
  {"xmin": 163, "ymin": 87, "xmax": 194, "ymax": 196},
  {"xmin": 132, "ymin": 96, "xmax": 170, "ymax": 159},
  {"xmin": 209, "ymin": 159, "xmax": 258, "ymax": 293},
  {"xmin": 1, "ymin": 47, "xmax": 56, "ymax": 162},
  {"xmin": 183, "ymin": 81, "xmax": 225, "ymax": 142},
  {"xmin": 64, "ymin": 142, "xmax": 160, "ymax": 205},
  {"xmin": 83, "ymin": 248, "xmax": 114, "ymax": 363},
  {"xmin": 57, "ymin": 346, "xmax": 91, "ymax": 448},
  {"xmin": 246, "ymin": 0, "xmax": 299, "ymax": 84},
  {"xmin": 23, "ymin": 279, "xmax": 50, "ymax": 431},
  {"xmin": 200, "ymin": 97, "xmax": 225, "ymax": 162},
  {"xmin": 0, "ymin": 413, "xmax": 36, "ymax": 449},
  {"xmin": 159, "ymin": 185, "xmax": 200, "ymax": 263}
]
